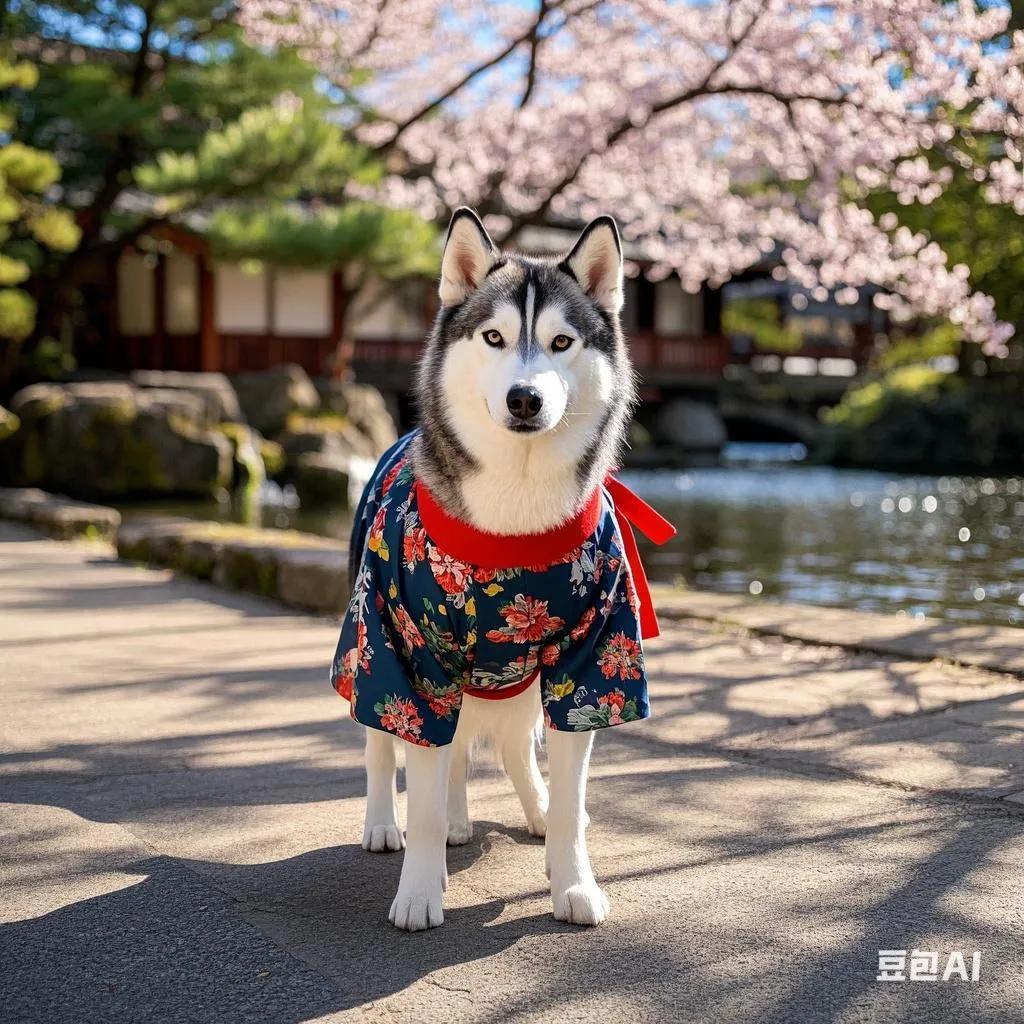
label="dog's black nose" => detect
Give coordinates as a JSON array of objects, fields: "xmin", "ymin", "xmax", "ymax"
[{"xmin": 506, "ymin": 386, "xmax": 543, "ymax": 421}]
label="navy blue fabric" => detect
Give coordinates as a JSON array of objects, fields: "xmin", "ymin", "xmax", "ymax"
[{"xmin": 331, "ymin": 431, "xmax": 650, "ymax": 747}]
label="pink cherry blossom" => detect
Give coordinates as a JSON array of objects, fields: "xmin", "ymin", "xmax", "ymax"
[{"xmin": 239, "ymin": 0, "xmax": 1024, "ymax": 354}]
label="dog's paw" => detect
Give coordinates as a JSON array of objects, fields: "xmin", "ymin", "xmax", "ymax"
[
  {"xmin": 552, "ymin": 881, "xmax": 610, "ymax": 926},
  {"xmin": 389, "ymin": 886, "xmax": 445, "ymax": 931},
  {"xmin": 525, "ymin": 809, "xmax": 547, "ymax": 838},
  {"xmin": 362, "ymin": 823, "xmax": 405, "ymax": 852},
  {"xmin": 447, "ymin": 819, "xmax": 473, "ymax": 846}
]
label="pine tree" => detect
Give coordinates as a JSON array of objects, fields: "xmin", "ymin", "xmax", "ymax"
[
  {"xmin": 0, "ymin": 57, "xmax": 80, "ymax": 380},
  {"xmin": 6, "ymin": 0, "xmax": 435, "ymax": 374}
]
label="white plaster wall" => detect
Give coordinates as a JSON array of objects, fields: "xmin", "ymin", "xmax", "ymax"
[
  {"xmin": 214, "ymin": 263, "xmax": 268, "ymax": 332},
  {"xmin": 655, "ymin": 279, "xmax": 703, "ymax": 336},
  {"xmin": 273, "ymin": 269, "xmax": 331, "ymax": 335},
  {"xmin": 165, "ymin": 251, "xmax": 199, "ymax": 334},
  {"xmin": 117, "ymin": 251, "xmax": 155, "ymax": 335},
  {"xmin": 354, "ymin": 279, "xmax": 426, "ymax": 340}
]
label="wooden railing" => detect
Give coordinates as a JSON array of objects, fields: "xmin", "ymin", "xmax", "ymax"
[
  {"xmin": 352, "ymin": 332, "xmax": 731, "ymax": 381},
  {"xmin": 105, "ymin": 330, "xmax": 732, "ymax": 382},
  {"xmin": 628, "ymin": 331, "xmax": 730, "ymax": 375}
]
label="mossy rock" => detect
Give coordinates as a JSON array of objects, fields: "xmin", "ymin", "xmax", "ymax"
[
  {"xmin": 177, "ymin": 537, "xmax": 223, "ymax": 581},
  {"xmin": 259, "ymin": 439, "xmax": 286, "ymax": 479},
  {"xmin": 218, "ymin": 422, "xmax": 267, "ymax": 491},
  {"xmin": 292, "ymin": 452, "xmax": 351, "ymax": 506},
  {"xmin": 9, "ymin": 384, "xmax": 70, "ymax": 421},
  {"xmin": 0, "ymin": 406, "xmax": 20, "ymax": 443},
  {"xmin": 215, "ymin": 545, "xmax": 279, "ymax": 597},
  {"xmin": 5, "ymin": 382, "xmax": 232, "ymax": 499}
]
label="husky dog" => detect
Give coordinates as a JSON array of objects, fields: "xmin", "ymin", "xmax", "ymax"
[{"xmin": 354, "ymin": 208, "xmax": 638, "ymax": 931}]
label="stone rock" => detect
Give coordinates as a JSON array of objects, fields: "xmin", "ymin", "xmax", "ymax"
[
  {"xmin": 231, "ymin": 364, "xmax": 320, "ymax": 437},
  {"xmin": 259, "ymin": 438, "xmax": 286, "ymax": 479},
  {"xmin": 9, "ymin": 382, "xmax": 71, "ymax": 420},
  {"xmin": 0, "ymin": 405, "xmax": 20, "ymax": 443},
  {"xmin": 316, "ymin": 380, "xmax": 398, "ymax": 457},
  {"xmin": 5, "ymin": 381, "xmax": 232, "ymax": 499},
  {"xmin": 115, "ymin": 517, "xmax": 349, "ymax": 613},
  {"xmin": 131, "ymin": 370, "xmax": 244, "ymax": 424},
  {"xmin": 218, "ymin": 423, "xmax": 266, "ymax": 490},
  {"xmin": 291, "ymin": 451, "xmax": 352, "ymax": 506},
  {"xmin": 136, "ymin": 386, "xmax": 209, "ymax": 424},
  {"xmin": 276, "ymin": 547, "xmax": 350, "ymax": 614},
  {"xmin": 278, "ymin": 417, "xmax": 376, "ymax": 462},
  {"xmin": 654, "ymin": 398, "xmax": 728, "ymax": 453},
  {"xmin": 0, "ymin": 486, "xmax": 120, "ymax": 542}
]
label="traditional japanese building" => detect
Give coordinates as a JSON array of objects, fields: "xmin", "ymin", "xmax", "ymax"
[{"xmin": 80, "ymin": 221, "xmax": 878, "ymax": 394}]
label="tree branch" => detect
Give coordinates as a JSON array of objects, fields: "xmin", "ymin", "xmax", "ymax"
[
  {"xmin": 502, "ymin": 0, "xmax": 770, "ymax": 239},
  {"xmin": 373, "ymin": 0, "xmax": 585, "ymax": 153},
  {"xmin": 518, "ymin": 0, "xmax": 548, "ymax": 109}
]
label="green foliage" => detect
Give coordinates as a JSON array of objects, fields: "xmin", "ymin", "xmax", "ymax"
[
  {"xmin": 137, "ymin": 105, "xmax": 377, "ymax": 212},
  {"xmin": 824, "ymin": 365, "xmax": 954, "ymax": 431},
  {"xmin": 0, "ymin": 288, "xmax": 37, "ymax": 341},
  {"xmin": 11, "ymin": 1, "xmax": 339, "ymax": 204},
  {"xmin": 816, "ymin": 366, "xmax": 1024, "ymax": 471},
  {"xmin": 878, "ymin": 322, "xmax": 961, "ymax": 371},
  {"xmin": 207, "ymin": 202, "xmax": 439, "ymax": 276},
  {"xmin": 867, "ymin": 138, "xmax": 1024, "ymax": 352},
  {"xmin": 6, "ymin": 0, "xmax": 435, "ymax": 362},
  {"xmin": 722, "ymin": 297, "xmax": 801, "ymax": 352},
  {"xmin": 0, "ymin": 58, "xmax": 81, "ymax": 344}
]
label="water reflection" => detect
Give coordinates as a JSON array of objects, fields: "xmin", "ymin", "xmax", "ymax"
[
  {"xmin": 122, "ymin": 453, "xmax": 1023, "ymax": 629},
  {"xmin": 622, "ymin": 465, "xmax": 1024, "ymax": 628}
]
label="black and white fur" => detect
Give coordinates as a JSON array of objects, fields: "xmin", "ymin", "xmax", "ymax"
[{"xmin": 362, "ymin": 208, "xmax": 636, "ymax": 931}]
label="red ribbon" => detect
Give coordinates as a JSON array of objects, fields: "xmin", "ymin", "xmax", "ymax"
[
  {"xmin": 416, "ymin": 473, "xmax": 676, "ymax": 641},
  {"xmin": 604, "ymin": 476, "xmax": 677, "ymax": 640}
]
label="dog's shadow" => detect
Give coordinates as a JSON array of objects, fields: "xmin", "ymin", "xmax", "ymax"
[{"xmin": 1, "ymin": 820, "xmax": 574, "ymax": 1022}]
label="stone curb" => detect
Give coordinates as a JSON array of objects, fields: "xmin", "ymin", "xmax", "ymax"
[
  {"xmin": 116, "ymin": 516, "xmax": 350, "ymax": 616},
  {"xmin": 652, "ymin": 586, "xmax": 1024, "ymax": 678},
  {"xmin": 4, "ymin": 487, "xmax": 1021, "ymax": 677},
  {"xmin": 0, "ymin": 486, "xmax": 121, "ymax": 543}
]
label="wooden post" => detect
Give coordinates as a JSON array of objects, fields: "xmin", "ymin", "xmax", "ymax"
[
  {"xmin": 198, "ymin": 254, "xmax": 218, "ymax": 372},
  {"xmin": 329, "ymin": 269, "xmax": 352, "ymax": 379},
  {"xmin": 108, "ymin": 251, "xmax": 121, "ymax": 371},
  {"xmin": 153, "ymin": 253, "xmax": 167, "ymax": 370},
  {"xmin": 265, "ymin": 266, "xmax": 277, "ymax": 370}
]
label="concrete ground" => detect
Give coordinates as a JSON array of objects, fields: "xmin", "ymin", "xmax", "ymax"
[{"xmin": 1, "ymin": 522, "xmax": 1022, "ymax": 1023}]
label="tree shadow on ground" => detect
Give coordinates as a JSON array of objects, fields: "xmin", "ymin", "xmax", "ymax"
[
  {"xmin": 4, "ymin": 536, "xmax": 1024, "ymax": 1022},
  {"xmin": 0, "ymin": 828, "xmax": 574, "ymax": 1024}
]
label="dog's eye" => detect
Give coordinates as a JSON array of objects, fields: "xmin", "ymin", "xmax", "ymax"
[
  {"xmin": 552, "ymin": 334, "xmax": 574, "ymax": 352},
  {"xmin": 482, "ymin": 329, "xmax": 504, "ymax": 348}
]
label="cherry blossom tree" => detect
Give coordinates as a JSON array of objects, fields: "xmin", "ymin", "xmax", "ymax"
[{"xmin": 239, "ymin": 0, "xmax": 1024, "ymax": 355}]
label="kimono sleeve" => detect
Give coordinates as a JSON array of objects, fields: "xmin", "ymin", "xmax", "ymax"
[
  {"xmin": 347, "ymin": 432, "xmax": 416, "ymax": 589},
  {"xmin": 539, "ymin": 559, "xmax": 651, "ymax": 733}
]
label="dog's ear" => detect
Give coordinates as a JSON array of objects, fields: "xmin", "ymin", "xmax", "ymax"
[
  {"xmin": 439, "ymin": 208, "xmax": 497, "ymax": 306},
  {"xmin": 561, "ymin": 216, "xmax": 623, "ymax": 315}
]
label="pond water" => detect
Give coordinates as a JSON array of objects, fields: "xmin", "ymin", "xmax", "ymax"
[
  {"xmin": 126, "ymin": 444, "xmax": 1024, "ymax": 629},
  {"xmin": 622, "ymin": 448, "xmax": 1024, "ymax": 629}
]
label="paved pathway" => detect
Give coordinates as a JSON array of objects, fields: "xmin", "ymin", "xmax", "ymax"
[{"xmin": 2, "ymin": 523, "xmax": 1023, "ymax": 1023}]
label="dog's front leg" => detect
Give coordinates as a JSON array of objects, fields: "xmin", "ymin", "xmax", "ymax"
[
  {"xmin": 446, "ymin": 731, "xmax": 472, "ymax": 845},
  {"xmin": 363, "ymin": 728, "xmax": 404, "ymax": 852},
  {"xmin": 389, "ymin": 742, "xmax": 452, "ymax": 931},
  {"xmin": 545, "ymin": 728, "xmax": 609, "ymax": 926}
]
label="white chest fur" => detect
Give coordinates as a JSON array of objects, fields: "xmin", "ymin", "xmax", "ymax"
[{"xmin": 458, "ymin": 435, "xmax": 590, "ymax": 534}]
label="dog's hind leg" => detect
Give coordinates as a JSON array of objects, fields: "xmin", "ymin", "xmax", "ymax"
[
  {"xmin": 545, "ymin": 728, "xmax": 609, "ymax": 926},
  {"xmin": 446, "ymin": 730, "xmax": 473, "ymax": 846},
  {"xmin": 362, "ymin": 728, "xmax": 404, "ymax": 852},
  {"xmin": 501, "ymin": 711, "xmax": 548, "ymax": 838},
  {"xmin": 390, "ymin": 743, "xmax": 452, "ymax": 931}
]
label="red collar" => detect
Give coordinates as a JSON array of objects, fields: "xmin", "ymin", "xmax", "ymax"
[{"xmin": 414, "ymin": 480, "xmax": 602, "ymax": 569}]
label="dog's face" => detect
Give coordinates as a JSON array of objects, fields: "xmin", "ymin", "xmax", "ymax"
[{"xmin": 431, "ymin": 210, "xmax": 627, "ymax": 447}]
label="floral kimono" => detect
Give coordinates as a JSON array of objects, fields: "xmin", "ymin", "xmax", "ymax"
[{"xmin": 330, "ymin": 431, "xmax": 675, "ymax": 747}]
